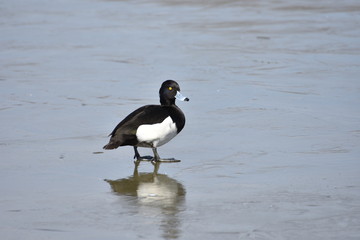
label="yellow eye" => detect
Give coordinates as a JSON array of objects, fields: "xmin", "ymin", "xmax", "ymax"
[{"xmin": 168, "ymin": 87, "xmax": 173, "ymax": 91}]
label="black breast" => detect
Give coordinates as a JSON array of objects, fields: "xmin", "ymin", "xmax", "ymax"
[{"xmin": 166, "ymin": 105, "xmax": 186, "ymax": 133}]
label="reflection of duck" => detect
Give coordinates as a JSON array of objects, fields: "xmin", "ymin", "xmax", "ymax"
[{"xmin": 105, "ymin": 162, "xmax": 186, "ymax": 239}]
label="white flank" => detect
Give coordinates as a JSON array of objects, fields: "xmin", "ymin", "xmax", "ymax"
[{"xmin": 136, "ymin": 116, "xmax": 177, "ymax": 147}]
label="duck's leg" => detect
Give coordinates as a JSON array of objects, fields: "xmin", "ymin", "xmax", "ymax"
[
  {"xmin": 151, "ymin": 148, "xmax": 181, "ymax": 163},
  {"xmin": 151, "ymin": 147, "xmax": 161, "ymax": 162},
  {"xmin": 133, "ymin": 146, "xmax": 153, "ymax": 162},
  {"xmin": 133, "ymin": 146, "xmax": 141, "ymax": 160}
]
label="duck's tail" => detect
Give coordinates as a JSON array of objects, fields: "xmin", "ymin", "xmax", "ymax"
[{"xmin": 103, "ymin": 142, "xmax": 117, "ymax": 150}]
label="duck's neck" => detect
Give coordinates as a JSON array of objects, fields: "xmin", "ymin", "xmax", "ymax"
[{"xmin": 160, "ymin": 97, "xmax": 175, "ymax": 106}]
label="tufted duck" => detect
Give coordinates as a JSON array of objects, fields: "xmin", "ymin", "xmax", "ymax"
[{"xmin": 103, "ymin": 80, "xmax": 189, "ymax": 162}]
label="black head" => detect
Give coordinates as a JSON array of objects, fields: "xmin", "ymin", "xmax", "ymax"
[{"xmin": 159, "ymin": 80, "xmax": 189, "ymax": 106}]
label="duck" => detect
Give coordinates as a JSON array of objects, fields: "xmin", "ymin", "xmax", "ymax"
[{"xmin": 103, "ymin": 80, "xmax": 189, "ymax": 162}]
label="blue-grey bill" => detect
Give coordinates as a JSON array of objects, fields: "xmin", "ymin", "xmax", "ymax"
[{"xmin": 175, "ymin": 91, "xmax": 189, "ymax": 101}]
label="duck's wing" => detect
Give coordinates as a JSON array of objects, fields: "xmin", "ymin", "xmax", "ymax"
[{"xmin": 104, "ymin": 105, "xmax": 169, "ymax": 149}]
